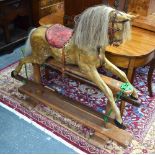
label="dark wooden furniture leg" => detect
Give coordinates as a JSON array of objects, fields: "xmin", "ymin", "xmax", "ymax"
[
  {"xmin": 127, "ymin": 58, "xmax": 136, "ymax": 83},
  {"xmin": 148, "ymin": 56, "xmax": 155, "ymax": 97}
]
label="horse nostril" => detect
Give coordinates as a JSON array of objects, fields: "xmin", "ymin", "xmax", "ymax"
[{"xmin": 113, "ymin": 41, "xmax": 121, "ymax": 47}]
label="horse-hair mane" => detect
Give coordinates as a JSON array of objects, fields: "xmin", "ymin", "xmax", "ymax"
[{"xmin": 72, "ymin": 5, "xmax": 131, "ymax": 51}]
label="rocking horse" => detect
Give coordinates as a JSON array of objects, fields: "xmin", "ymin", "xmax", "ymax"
[{"xmin": 12, "ymin": 5, "xmax": 140, "ymax": 147}]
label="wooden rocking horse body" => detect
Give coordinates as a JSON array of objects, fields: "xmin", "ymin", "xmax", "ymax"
[{"xmin": 12, "ymin": 5, "xmax": 140, "ymax": 147}]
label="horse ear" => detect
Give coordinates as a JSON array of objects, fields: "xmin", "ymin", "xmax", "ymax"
[
  {"xmin": 115, "ymin": 12, "xmax": 129, "ymax": 21},
  {"xmin": 116, "ymin": 12, "xmax": 138, "ymax": 22},
  {"xmin": 126, "ymin": 13, "xmax": 139, "ymax": 21}
]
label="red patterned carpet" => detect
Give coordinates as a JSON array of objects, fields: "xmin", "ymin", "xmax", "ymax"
[{"xmin": 0, "ymin": 62, "xmax": 155, "ymax": 153}]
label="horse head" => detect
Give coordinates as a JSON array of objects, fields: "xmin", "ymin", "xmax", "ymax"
[
  {"xmin": 73, "ymin": 5, "xmax": 135, "ymax": 50},
  {"xmin": 109, "ymin": 11, "xmax": 135, "ymax": 46}
]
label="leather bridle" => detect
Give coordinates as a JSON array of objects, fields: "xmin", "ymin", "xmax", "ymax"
[{"xmin": 108, "ymin": 11, "xmax": 129, "ymax": 45}]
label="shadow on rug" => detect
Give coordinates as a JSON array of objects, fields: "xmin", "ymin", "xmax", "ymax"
[{"xmin": 0, "ymin": 62, "xmax": 155, "ymax": 154}]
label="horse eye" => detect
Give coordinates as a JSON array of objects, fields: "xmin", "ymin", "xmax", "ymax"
[
  {"xmin": 113, "ymin": 27, "xmax": 121, "ymax": 33},
  {"xmin": 116, "ymin": 28, "xmax": 121, "ymax": 32}
]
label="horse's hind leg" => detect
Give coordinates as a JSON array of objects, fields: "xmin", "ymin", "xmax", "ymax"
[
  {"xmin": 12, "ymin": 55, "xmax": 36, "ymax": 76},
  {"xmin": 79, "ymin": 64, "xmax": 123, "ymax": 125}
]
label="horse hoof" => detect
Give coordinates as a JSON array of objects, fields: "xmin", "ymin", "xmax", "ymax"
[
  {"xmin": 130, "ymin": 95, "xmax": 138, "ymax": 100},
  {"xmin": 11, "ymin": 70, "xmax": 17, "ymax": 78},
  {"xmin": 114, "ymin": 119, "xmax": 126, "ymax": 129}
]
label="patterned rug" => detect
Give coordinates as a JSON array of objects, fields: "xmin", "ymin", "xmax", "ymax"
[{"xmin": 0, "ymin": 62, "xmax": 155, "ymax": 154}]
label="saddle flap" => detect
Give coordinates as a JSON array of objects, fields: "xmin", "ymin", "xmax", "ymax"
[{"xmin": 46, "ymin": 24, "xmax": 73, "ymax": 49}]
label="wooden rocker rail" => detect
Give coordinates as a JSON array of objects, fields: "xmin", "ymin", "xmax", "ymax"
[{"xmin": 18, "ymin": 79, "xmax": 133, "ymax": 148}]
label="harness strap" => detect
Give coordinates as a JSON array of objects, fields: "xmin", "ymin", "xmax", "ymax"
[
  {"xmin": 109, "ymin": 12, "xmax": 117, "ymax": 45},
  {"xmin": 61, "ymin": 47, "xmax": 66, "ymax": 76}
]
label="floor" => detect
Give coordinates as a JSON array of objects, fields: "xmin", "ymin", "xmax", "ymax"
[
  {"xmin": 0, "ymin": 48, "xmax": 79, "ymax": 154},
  {"xmin": 0, "ymin": 103, "xmax": 77, "ymax": 154}
]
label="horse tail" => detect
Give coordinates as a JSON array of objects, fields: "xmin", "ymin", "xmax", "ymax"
[{"xmin": 24, "ymin": 28, "xmax": 37, "ymax": 56}]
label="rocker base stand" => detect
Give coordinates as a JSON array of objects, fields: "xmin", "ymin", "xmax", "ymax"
[
  {"xmin": 11, "ymin": 57, "xmax": 141, "ymax": 148},
  {"xmin": 18, "ymin": 79, "xmax": 133, "ymax": 148}
]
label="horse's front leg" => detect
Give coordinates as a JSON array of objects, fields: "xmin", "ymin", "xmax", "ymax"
[
  {"xmin": 79, "ymin": 63, "xmax": 123, "ymax": 126},
  {"xmin": 103, "ymin": 57, "xmax": 138, "ymax": 99}
]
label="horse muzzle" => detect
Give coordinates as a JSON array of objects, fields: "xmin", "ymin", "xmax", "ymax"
[{"xmin": 112, "ymin": 39, "xmax": 122, "ymax": 46}]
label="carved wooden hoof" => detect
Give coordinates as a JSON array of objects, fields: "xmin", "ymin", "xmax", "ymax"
[
  {"xmin": 120, "ymin": 94, "xmax": 141, "ymax": 107},
  {"xmin": 130, "ymin": 95, "xmax": 139, "ymax": 101},
  {"xmin": 114, "ymin": 119, "xmax": 126, "ymax": 130},
  {"xmin": 11, "ymin": 70, "xmax": 17, "ymax": 78}
]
